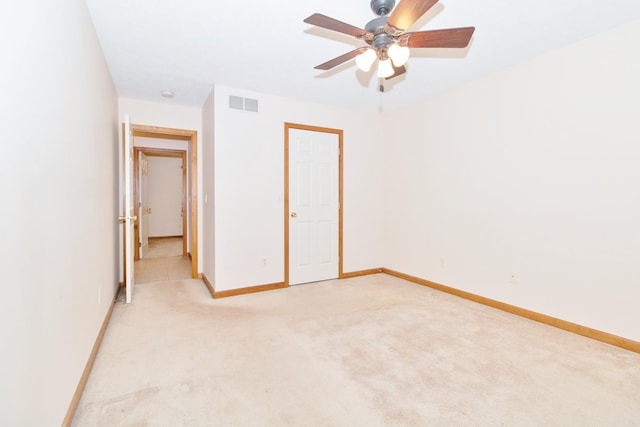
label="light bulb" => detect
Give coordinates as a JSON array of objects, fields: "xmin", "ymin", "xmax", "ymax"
[
  {"xmin": 388, "ymin": 44, "xmax": 410, "ymax": 67},
  {"xmin": 377, "ymin": 58, "xmax": 394, "ymax": 78},
  {"xmin": 355, "ymin": 49, "xmax": 376, "ymax": 72}
]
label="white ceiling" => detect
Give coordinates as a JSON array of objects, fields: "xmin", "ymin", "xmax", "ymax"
[{"xmin": 85, "ymin": 0, "xmax": 640, "ymax": 111}]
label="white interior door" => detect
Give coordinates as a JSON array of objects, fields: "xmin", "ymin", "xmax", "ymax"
[
  {"xmin": 288, "ymin": 128, "xmax": 339, "ymax": 285},
  {"xmin": 139, "ymin": 152, "xmax": 150, "ymax": 258},
  {"xmin": 123, "ymin": 115, "xmax": 135, "ymax": 303}
]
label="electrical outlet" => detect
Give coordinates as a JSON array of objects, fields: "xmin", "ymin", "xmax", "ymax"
[
  {"xmin": 508, "ymin": 272, "xmax": 517, "ymax": 284},
  {"xmin": 261, "ymin": 257, "xmax": 267, "ymax": 267}
]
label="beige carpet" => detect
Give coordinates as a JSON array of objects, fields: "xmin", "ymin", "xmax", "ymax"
[
  {"xmin": 134, "ymin": 256, "xmax": 191, "ymax": 284},
  {"xmin": 72, "ymin": 274, "xmax": 640, "ymax": 426},
  {"xmin": 144, "ymin": 237, "xmax": 183, "ymax": 259},
  {"xmin": 135, "ymin": 237, "xmax": 191, "ymax": 284}
]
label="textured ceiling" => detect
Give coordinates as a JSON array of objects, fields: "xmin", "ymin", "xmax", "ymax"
[{"xmin": 85, "ymin": 0, "xmax": 640, "ymax": 111}]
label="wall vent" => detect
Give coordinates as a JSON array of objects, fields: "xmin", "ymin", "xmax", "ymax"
[
  {"xmin": 229, "ymin": 95, "xmax": 244, "ymax": 110},
  {"xmin": 244, "ymin": 98, "xmax": 259, "ymax": 113},
  {"xmin": 229, "ymin": 95, "xmax": 259, "ymax": 113}
]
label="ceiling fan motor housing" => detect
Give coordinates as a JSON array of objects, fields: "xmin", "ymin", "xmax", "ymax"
[
  {"xmin": 365, "ymin": 16, "xmax": 394, "ymax": 55},
  {"xmin": 370, "ymin": 0, "xmax": 395, "ymax": 16}
]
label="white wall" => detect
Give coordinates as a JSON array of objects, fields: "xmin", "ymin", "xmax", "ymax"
[
  {"xmin": 383, "ymin": 20, "xmax": 640, "ymax": 342},
  {"xmin": 119, "ymin": 98, "xmax": 203, "ymax": 270},
  {"xmin": 211, "ymin": 86, "xmax": 385, "ymax": 291},
  {"xmin": 202, "ymin": 90, "xmax": 216, "ymax": 282},
  {"xmin": 147, "ymin": 156, "xmax": 183, "ymax": 237},
  {"xmin": 0, "ymin": 0, "xmax": 119, "ymax": 424}
]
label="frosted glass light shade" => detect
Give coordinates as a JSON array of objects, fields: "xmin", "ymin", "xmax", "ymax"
[
  {"xmin": 355, "ymin": 49, "xmax": 376, "ymax": 72},
  {"xmin": 388, "ymin": 44, "xmax": 410, "ymax": 67},
  {"xmin": 377, "ymin": 58, "xmax": 394, "ymax": 78}
]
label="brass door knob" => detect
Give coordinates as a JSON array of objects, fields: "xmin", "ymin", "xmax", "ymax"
[
  {"xmin": 118, "ymin": 215, "xmax": 138, "ymax": 223},
  {"xmin": 290, "ymin": 212, "xmax": 297, "ymax": 218}
]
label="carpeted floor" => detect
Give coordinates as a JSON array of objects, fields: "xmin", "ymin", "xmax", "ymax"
[
  {"xmin": 134, "ymin": 237, "xmax": 191, "ymax": 284},
  {"xmin": 72, "ymin": 274, "xmax": 640, "ymax": 426},
  {"xmin": 144, "ymin": 236, "xmax": 183, "ymax": 259}
]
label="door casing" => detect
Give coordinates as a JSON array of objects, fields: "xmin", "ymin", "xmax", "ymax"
[{"xmin": 131, "ymin": 124, "xmax": 198, "ymax": 279}]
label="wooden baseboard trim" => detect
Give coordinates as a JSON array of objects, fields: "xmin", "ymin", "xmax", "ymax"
[
  {"xmin": 341, "ymin": 268, "xmax": 383, "ymax": 279},
  {"xmin": 201, "ymin": 273, "xmax": 215, "ymax": 299},
  {"xmin": 210, "ymin": 269, "xmax": 383, "ymax": 300},
  {"xmin": 62, "ymin": 289, "xmax": 118, "ymax": 426},
  {"xmin": 382, "ymin": 268, "xmax": 640, "ymax": 354},
  {"xmin": 214, "ymin": 282, "xmax": 287, "ymax": 299}
]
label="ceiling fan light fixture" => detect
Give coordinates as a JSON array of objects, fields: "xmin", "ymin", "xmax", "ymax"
[
  {"xmin": 304, "ymin": 2, "xmax": 475, "ymax": 88},
  {"xmin": 388, "ymin": 43, "xmax": 410, "ymax": 67},
  {"xmin": 355, "ymin": 49, "xmax": 376, "ymax": 72},
  {"xmin": 377, "ymin": 58, "xmax": 394, "ymax": 78}
]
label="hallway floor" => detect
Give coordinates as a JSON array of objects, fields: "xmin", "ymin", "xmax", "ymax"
[{"xmin": 134, "ymin": 237, "xmax": 191, "ymax": 284}]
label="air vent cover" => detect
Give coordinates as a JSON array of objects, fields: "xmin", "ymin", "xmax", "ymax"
[
  {"xmin": 229, "ymin": 95, "xmax": 244, "ymax": 110},
  {"xmin": 244, "ymin": 98, "xmax": 259, "ymax": 112}
]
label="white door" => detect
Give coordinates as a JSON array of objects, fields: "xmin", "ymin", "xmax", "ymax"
[
  {"xmin": 123, "ymin": 115, "xmax": 135, "ymax": 303},
  {"xmin": 288, "ymin": 128, "xmax": 339, "ymax": 285},
  {"xmin": 139, "ymin": 152, "xmax": 150, "ymax": 258}
]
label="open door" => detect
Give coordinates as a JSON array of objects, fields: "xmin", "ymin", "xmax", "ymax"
[{"xmin": 122, "ymin": 115, "xmax": 135, "ymax": 303}]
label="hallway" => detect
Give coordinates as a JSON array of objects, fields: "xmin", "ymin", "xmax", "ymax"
[{"xmin": 134, "ymin": 237, "xmax": 192, "ymax": 284}]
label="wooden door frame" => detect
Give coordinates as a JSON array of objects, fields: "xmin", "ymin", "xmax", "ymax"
[
  {"xmin": 133, "ymin": 148, "xmax": 188, "ymax": 260},
  {"xmin": 284, "ymin": 122, "xmax": 343, "ymax": 287},
  {"xmin": 131, "ymin": 124, "xmax": 198, "ymax": 279}
]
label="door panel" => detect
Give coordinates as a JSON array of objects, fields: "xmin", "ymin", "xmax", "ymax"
[
  {"xmin": 123, "ymin": 115, "xmax": 135, "ymax": 303},
  {"xmin": 318, "ymin": 220, "xmax": 332, "ymax": 264},
  {"xmin": 288, "ymin": 128, "xmax": 339, "ymax": 285},
  {"xmin": 296, "ymin": 221, "xmax": 311, "ymax": 266}
]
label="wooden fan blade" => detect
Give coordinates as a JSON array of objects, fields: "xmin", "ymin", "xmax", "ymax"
[
  {"xmin": 405, "ymin": 27, "xmax": 475, "ymax": 48},
  {"xmin": 314, "ymin": 47, "xmax": 369, "ymax": 70},
  {"xmin": 385, "ymin": 0, "xmax": 439, "ymax": 35},
  {"xmin": 385, "ymin": 65, "xmax": 407, "ymax": 80},
  {"xmin": 304, "ymin": 13, "xmax": 370, "ymax": 39}
]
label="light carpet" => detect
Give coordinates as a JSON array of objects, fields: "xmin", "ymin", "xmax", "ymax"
[
  {"xmin": 144, "ymin": 237, "xmax": 183, "ymax": 259},
  {"xmin": 72, "ymin": 274, "xmax": 640, "ymax": 426}
]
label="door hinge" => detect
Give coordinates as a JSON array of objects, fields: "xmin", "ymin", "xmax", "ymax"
[{"xmin": 138, "ymin": 242, "xmax": 142, "ymax": 247}]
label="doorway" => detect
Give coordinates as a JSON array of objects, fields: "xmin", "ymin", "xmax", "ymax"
[
  {"xmin": 284, "ymin": 123, "xmax": 343, "ymax": 286},
  {"xmin": 131, "ymin": 124, "xmax": 198, "ymax": 279},
  {"xmin": 133, "ymin": 148, "xmax": 187, "ymax": 261}
]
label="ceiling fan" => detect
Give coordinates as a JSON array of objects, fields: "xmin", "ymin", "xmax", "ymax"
[{"xmin": 304, "ymin": 0, "xmax": 475, "ymax": 84}]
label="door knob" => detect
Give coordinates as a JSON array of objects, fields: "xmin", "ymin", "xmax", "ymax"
[
  {"xmin": 290, "ymin": 212, "xmax": 297, "ymax": 218},
  {"xmin": 118, "ymin": 215, "xmax": 138, "ymax": 223}
]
